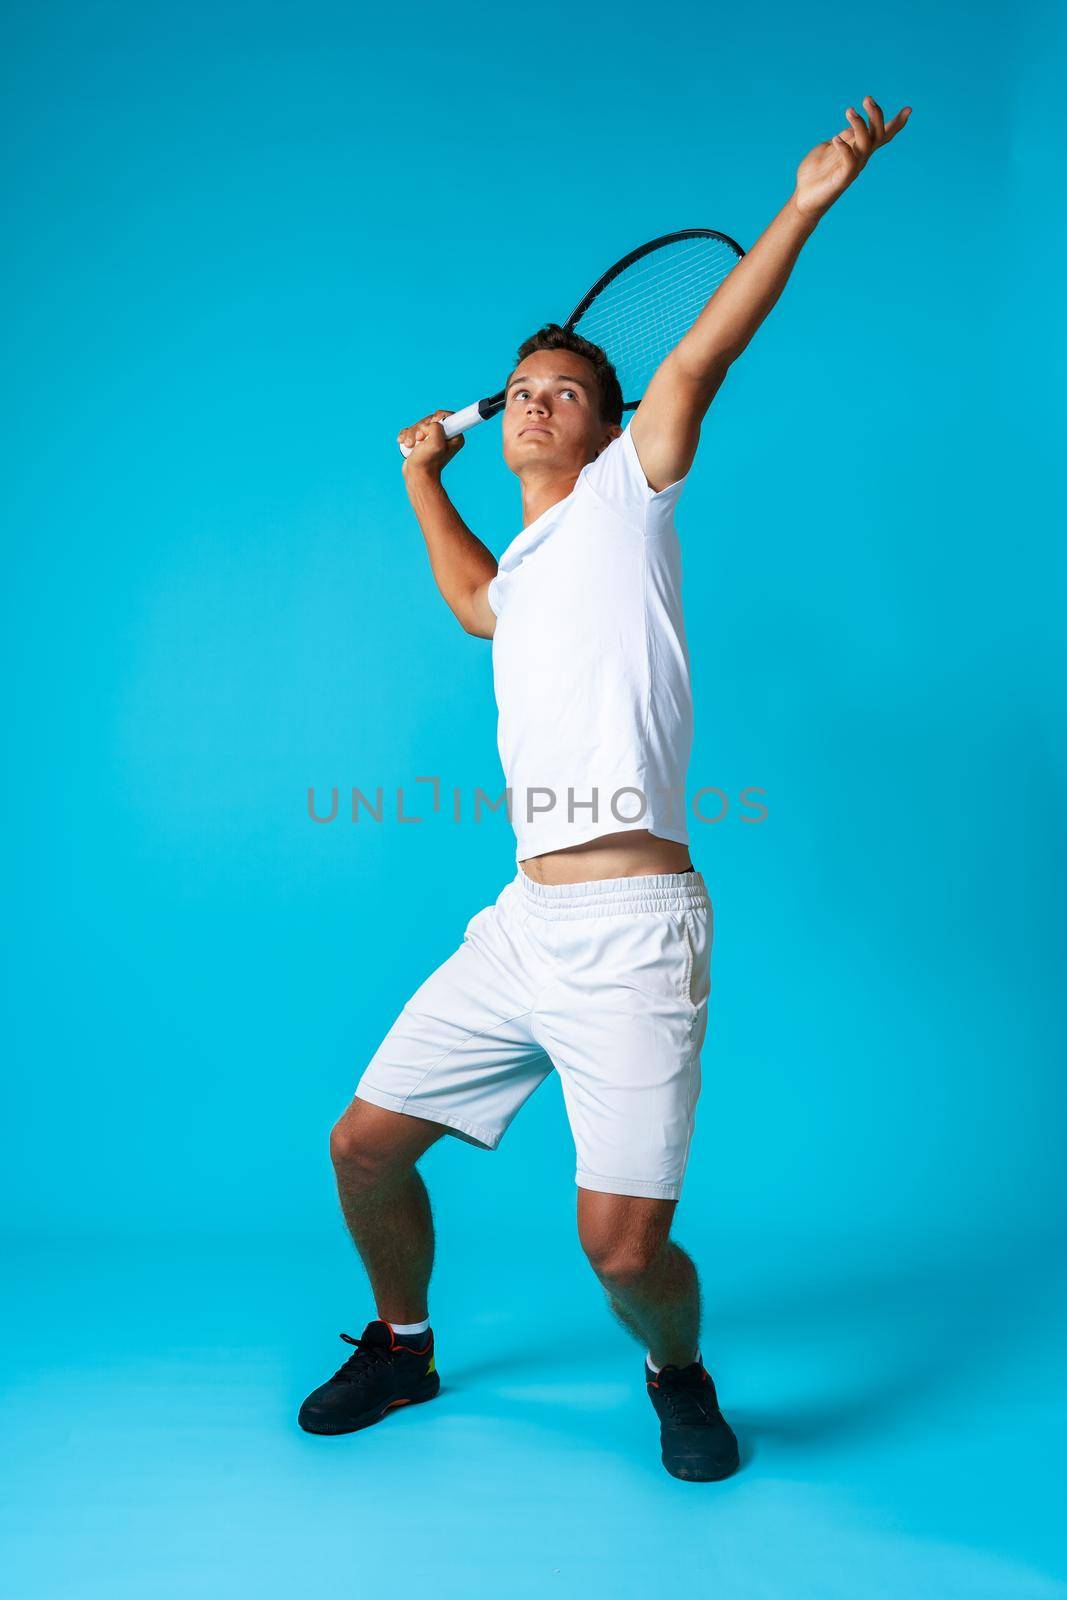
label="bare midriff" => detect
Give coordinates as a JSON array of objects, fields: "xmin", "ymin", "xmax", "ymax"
[{"xmin": 518, "ymin": 828, "xmax": 694, "ymax": 887}]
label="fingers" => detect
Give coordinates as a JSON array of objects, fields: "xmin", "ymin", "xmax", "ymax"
[
  {"xmin": 863, "ymin": 95, "xmax": 886, "ymax": 140},
  {"xmin": 840, "ymin": 95, "xmax": 912, "ymax": 161},
  {"xmin": 858, "ymin": 94, "xmax": 912, "ymax": 148},
  {"xmin": 884, "ymin": 104, "xmax": 913, "ymax": 139},
  {"xmin": 396, "ymin": 409, "xmax": 453, "ymax": 449},
  {"xmin": 844, "ymin": 105, "xmax": 873, "ymax": 157}
]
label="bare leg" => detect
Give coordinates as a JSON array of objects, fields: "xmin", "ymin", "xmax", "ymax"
[
  {"xmin": 577, "ymin": 1188, "xmax": 703, "ymax": 1369},
  {"xmin": 329, "ymin": 1097, "xmax": 448, "ymax": 1324}
]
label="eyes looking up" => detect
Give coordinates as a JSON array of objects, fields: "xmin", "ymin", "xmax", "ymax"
[{"xmin": 510, "ymin": 389, "xmax": 580, "ymax": 404}]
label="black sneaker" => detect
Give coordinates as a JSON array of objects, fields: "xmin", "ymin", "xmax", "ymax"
[
  {"xmin": 645, "ymin": 1356, "xmax": 740, "ymax": 1481},
  {"xmin": 298, "ymin": 1320, "xmax": 440, "ymax": 1435}
]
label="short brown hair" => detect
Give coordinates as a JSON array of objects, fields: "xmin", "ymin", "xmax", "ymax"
[{"xmin": 507, "ymin": 323, "xmax": 624, "ymax": 428}]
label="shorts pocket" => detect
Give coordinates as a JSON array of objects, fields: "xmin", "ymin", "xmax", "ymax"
[{"xmin": 681, "ymin": 910, "xmax": 712, "ymax": 1010}]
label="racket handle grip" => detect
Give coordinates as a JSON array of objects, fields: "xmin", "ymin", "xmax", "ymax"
[{"xmin": 397, "ymin": 399, "xmax": 490, "ymax": 458}]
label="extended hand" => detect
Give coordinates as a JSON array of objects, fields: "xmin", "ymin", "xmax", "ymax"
[{"xmin": 794, "ymin": 95, "xmax": 912, "ymax": 219}]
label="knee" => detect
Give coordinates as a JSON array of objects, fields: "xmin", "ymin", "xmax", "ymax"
[
  {"xmin": 329, "ymin": 1114, "xmax": 394, "ymax": 1192},
  {"xmin": 580, "ymin": 1234, "xmax": 663, "ymax": 1288}
]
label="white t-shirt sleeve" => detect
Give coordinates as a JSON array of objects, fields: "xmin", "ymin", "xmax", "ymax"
[{"xmin": 583, "ymin": 419, "xmax": 690, "ymax": 535}]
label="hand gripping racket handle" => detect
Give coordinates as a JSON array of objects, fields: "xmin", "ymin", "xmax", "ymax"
[{"xmin": 397, "ymin": 396, "xmax": 502, "ymax": 458}]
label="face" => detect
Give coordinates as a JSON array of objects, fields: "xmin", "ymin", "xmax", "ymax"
[{"xmin": 501, "ymin": 348, "xmax": 620, "ymax": 476}]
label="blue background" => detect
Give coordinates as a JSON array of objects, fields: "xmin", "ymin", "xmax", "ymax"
[{"xmin": 4, "ymin": 0, "xmax": 1065, "ymax": 1595}]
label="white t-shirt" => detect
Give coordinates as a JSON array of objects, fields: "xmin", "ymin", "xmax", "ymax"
[{"xmin": 486, "ymin": 420, "xmax": 694, "ymax": 862}]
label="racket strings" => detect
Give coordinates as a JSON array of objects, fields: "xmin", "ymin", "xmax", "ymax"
[
  {"xmin": 573, "ymin": 236, "xmax": 741, "ymax": 405},
  {"xmin": 580, "ymin": 265, "xmax": 732, "ymax": 396},
  {"xmin": 583, "ymin": 239, "xmax": 728, "ymax": 326},
  {"xmin": 579, "ymin": 239, "xmax": 735, "ymax": 334}
]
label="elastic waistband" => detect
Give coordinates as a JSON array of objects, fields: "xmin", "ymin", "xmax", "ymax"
[{"xmin": 513, "ymin": 865, "xmax": 709, "ymax": 920}]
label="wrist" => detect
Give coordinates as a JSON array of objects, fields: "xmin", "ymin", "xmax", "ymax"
[
  {"xmin": 788, "ymin": 189, "xmax": 826, "ymax": 232},
  {"xmin": 402, "ymin": 459, "xmax": 443, "ymax": 487}
]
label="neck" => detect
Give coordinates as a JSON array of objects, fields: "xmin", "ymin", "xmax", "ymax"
[{"xmin": 520, "ymin": 463, "xmax": 584, "ymax": 529}]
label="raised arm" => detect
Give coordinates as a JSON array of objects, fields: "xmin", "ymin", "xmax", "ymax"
[
  {"xmin": 630, "ymin": 94, "xmax": 913, "ymax": 492},
  {"xmin": 398, "ymin": 410, "xmax": 498, "ymax": 638}
]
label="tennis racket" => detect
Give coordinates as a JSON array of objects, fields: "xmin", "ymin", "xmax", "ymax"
[{"xmin": 397, "ymin": 227, "xmax": 746, "ymax": 457}]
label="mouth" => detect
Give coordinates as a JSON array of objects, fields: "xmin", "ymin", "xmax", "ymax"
[{"xmin": 519, "ymin": 426, "xmax": 552, "ymax": 437}]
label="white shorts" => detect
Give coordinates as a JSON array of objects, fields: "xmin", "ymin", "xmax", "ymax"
[{"xmin": 353, "ymin": 866, "xmax": 713, "ymax": 1201}]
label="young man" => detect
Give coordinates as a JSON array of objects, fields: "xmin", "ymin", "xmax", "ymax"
[{"xmin": 299, "ymin": 96, "xmax": 911, "ymax": 1480}]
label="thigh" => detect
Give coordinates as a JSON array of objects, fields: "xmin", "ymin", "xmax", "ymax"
[
  {"xmin": 354, "ymin": 887, "xmax": 554, "ymax": 1151},
  {"xmin": 535, "ymin": 901, "xmax": 713, "ymax": 1200}
]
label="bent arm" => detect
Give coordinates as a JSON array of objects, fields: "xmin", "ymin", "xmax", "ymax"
[{"xmin": 403, "ymin": 462, "xmax": 497, "ymax": 638}]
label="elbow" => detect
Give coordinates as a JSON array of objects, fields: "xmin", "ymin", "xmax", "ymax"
[
  {"xmin": 678, "ymin": 348, "xmax": 736, "ymax": 387},
  {"xmin": 455, "ymin": 602, "xmax": 484, "ymax": 639}
]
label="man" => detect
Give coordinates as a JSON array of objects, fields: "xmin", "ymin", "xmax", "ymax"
[{"xmin": 299, "ymin": 95, "xmax": 911, "ymax": 1480}]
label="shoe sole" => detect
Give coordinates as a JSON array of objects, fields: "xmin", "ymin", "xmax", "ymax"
[
  {"xmin": 662, "ymin": 1447, "xmax": 741, "ymax": 1482},
  {"xmin": 298, "ymin": 1373, "xmax": 441, "ymax": 1436}
]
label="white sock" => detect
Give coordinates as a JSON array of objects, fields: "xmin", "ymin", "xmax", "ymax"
[
  {"xmin": 385, "ymin": 1317, "xmax": 431, "ymax": 1336},
  {"xmin": 647, "ymin": 1347, "xmax": 700, "ymax": 1373}
]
